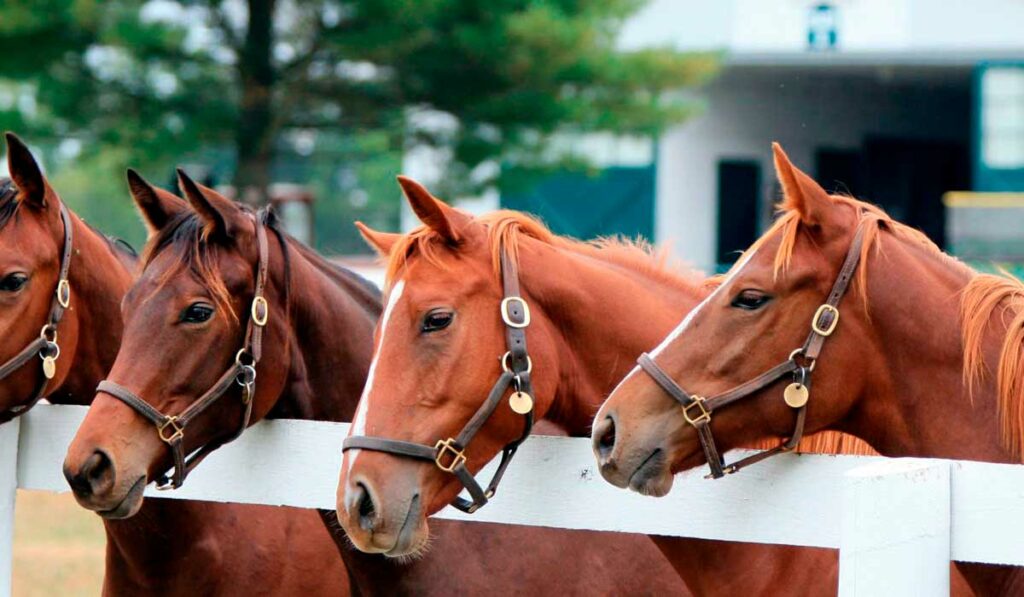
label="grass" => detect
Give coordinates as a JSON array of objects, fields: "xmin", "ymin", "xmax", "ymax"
[{"xmin": 12, "ymin": 490, "xmax": 105, "ymax": 597}]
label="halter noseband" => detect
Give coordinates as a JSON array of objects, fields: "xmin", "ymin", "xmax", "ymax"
[
  {"xmin": 637, "ymin": 220, "xmax": 867, "ymax": 479},
  {"xmin": 96, "ymin": 214, "xmax": 271, "ymax": 490},
  {"xmin": 0, "ymin": 202, "xmax": 73, "ymax": 424},
  {"xmin": 342, "ymin": 246, "xmax": 535, "ymax": 514}
]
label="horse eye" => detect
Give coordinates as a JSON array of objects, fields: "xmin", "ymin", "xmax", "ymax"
[
  {"xmin": 0, "ymin": 273, "xmax": 28, "ymax": 292},
  {"xmin": 731, "ymin": 289, "xmax": 772, "ymax": 311},
  {"xmin": 180, "ymin": 302, "xmax": 215, "ymax": 324},
  {"xmin": 421, "ymin": 310, "xmax": 454, "ymax": 333}
]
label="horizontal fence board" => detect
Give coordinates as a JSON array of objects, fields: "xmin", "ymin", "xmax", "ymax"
[{"xmin": 12, "ymin": 404, "xmax": 1024, "ymax": 566}]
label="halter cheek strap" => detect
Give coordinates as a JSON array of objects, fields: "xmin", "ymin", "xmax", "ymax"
[
  {"xmin": 95, "ymin": 214, "xmax": 270, "ymax": 489},
  {"xmin": 0, "ymin": 202, "xmax": 74, "ymax": 423},
  {"xmin": 342, "ymin": 246, "xmax": 535, "ymax": 514},
  {"xmin": 638, "ymin": 220, "xmax": 867, "ymax": 479}
]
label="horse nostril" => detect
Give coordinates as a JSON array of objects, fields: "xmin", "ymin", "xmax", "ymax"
[
  {"xmin": 66, "ymin": 449, "xmax": 114, "ymax": 498},
  {"xmin": 355, "ymin": 482, "xmax": 377, "ymax": 532},
  {"xmin": 595, "ymin": 416, "xmax": 617, "ymax": 460}
]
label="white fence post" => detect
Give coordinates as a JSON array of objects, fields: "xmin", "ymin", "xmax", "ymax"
[
  {"xmin": 839, "ymin": 459, "xmax": 950, "ymax": 597},
  {"xmin": 0, "ymin": 419, "xmax": 21, "ymax": 597}
]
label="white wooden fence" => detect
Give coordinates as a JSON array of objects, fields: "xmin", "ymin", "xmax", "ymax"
[{"xmin": 3, "ymin": 404, "xmax": 1024, "ymax": 596}]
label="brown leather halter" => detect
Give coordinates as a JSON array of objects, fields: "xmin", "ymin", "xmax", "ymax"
[
  {"xmin": 95, "ymin": 213, "xmax": 271, "ymax": 489},
  {"xmin": 637, "ymin": 220, "xmax": 867, "ymax": 479},
  {"xmin": 0, "ymin": 201, "xmax": 73, "ymax": 424},
  {"xmin": 343, "ymin": 246, "xmax": 535, "ymax": 513}
]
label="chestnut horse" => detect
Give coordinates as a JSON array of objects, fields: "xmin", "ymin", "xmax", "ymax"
[
  {"xmin": 63, "ymin": 171, "xmax": 687, "ymax": 594},
  {"xmin": 0, "ymin": 135, "xmax": 352, "ymax": 595},
  {"xmin": 335, "ymin": 176, "xmax": 875, "ymax": 595},
  {"xmin": 594, "ymin": 143, "xmax": 1011, "ymax": 595}
]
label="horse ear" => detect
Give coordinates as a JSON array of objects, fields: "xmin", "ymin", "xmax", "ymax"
[
  {"xmin": 126, "ymin": 169, "xmax": 188, "ymax": 237},
  {"xmin": 5, "ymin": 133, "xmax": 48, "ymax": 208},
  {"xmin": 396, "ymin": 176, "xmax": 469, "ymax": 243},
  {"xmin": 355, "ymin": 221, "xmax": 401, "ymax": 257},
  {"xmin": 772, "ymin": 142, "xmax": 834, "ymax": 226},
  {"xmin": 176, "ymin": 168, "xmax": 245, "ymax": 240}
]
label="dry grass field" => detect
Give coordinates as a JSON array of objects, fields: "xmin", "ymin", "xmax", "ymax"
[{"xmin": 12, "ymin": 490, "xmax": 104, "ymax": 596}]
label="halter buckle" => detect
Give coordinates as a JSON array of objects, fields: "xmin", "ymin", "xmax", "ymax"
[
  {"xmin": 682, "ymin": 396, "xmax": 711, "ymax": 426},
  {"xmin": 811, "ymin": 304, "xmax": 840, "ymax": 336},
  {"xmin": 500, "ymin": 297, "xmax": 531, "ymax": 329},
  {"xmin": 157, "ymin": 416, "xmax": 184, "ymax": 443},
  {"xmin": 434, "ymin": 438, "xmax": 466, "ymax": 473},
  {"xmin": 56, "ymin": 279, "xmax": 71, "ymax": 309},
  {"xmin": 251, "ymin": 296, "xmax": 269, "ymax": 327}
]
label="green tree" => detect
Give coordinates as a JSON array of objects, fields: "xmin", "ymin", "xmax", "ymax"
[{"xmin": 0, "ymin": 0, "xmax": 715, "ymax": 244}]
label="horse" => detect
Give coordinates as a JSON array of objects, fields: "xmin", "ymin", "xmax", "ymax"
[
  {"xmin": 334, "ymin": 175, "xmax": 876, "ymax": 595},
  {"xmin": 593, "ymin": 143, "xmax": 1011, "ymax": 595},
  {"xmin": 0, "ymin": 134, "xmax": 353, "ymax": 596},
  {"xmin": 62, "ymin": 170, "xmax": 688, "ymax": 595}
]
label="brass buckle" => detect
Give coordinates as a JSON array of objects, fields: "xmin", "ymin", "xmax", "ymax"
[
  {"xmin": 251, "ymin": 296, "xmax": 269, "ymax": 327},
  {"xmin": 434, "ymin": 438, "xmax": 466, "ymax": 473},
  {"xmin": 157, "ymin": 416, "xmax": 184, "ymax": 443},
  {"xmin": 811, "ymin": 304, "xmax": 840, "ymax": 336},
  {"xmin": 500, "ymin": 297, "xmax": 531, "ymax": 329},
  {"xmin": 56, "ymin": 279, "xmax": 71, "ymax": 309},
  {"xmin": 682, "ymin": 396, "xmax": 711, "ymax": 426}
]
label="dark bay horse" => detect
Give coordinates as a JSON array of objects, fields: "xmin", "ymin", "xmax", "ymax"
[
  {"xmin": 335, "ymin": 176, "xmax": 872, "ymax": 595},
  {"xmin": 594, "ymin": 143, "xmax": 1007, "ymax": 595},
  {"xmin": 0, "ymin": 134, "xmax": 349, "ymax": 596},
  {"xmin": 62, "ymin": 171, "xmax": 687, "ymax": 595}
]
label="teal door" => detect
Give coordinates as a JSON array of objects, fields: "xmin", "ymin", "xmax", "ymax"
[{"xmin": 501, "ymin": 166, "xmax": 655, "ymax": 240}]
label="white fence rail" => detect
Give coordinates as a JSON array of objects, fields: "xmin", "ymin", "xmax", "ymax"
[{"xmin": 4, "ymin": 404, "xmax": 1024, "ymax": 595}]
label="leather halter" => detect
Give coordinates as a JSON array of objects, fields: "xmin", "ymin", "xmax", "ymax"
[
  {"xmin": 342, "ymin": 246, "xmax": 535, "ymax": 514},
  {"xmin": 0, "ymin": 202, "xmax": 74, "ymax": 424},
  {"xmin": 637, "ymin": 220, "xmax": 867, "ymax": 479},
  {"xmin": 95, "ymin": 214, "xmax": 271, "ymax": 489}
]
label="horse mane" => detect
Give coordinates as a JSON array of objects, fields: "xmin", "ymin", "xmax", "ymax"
[
  {"xmin": 747, "ymin": 431, "xmax": 877, "ymax": 456},
  {"xmin": 142, "ymin": 207, "xmax": 382, "ymax": 324},
  {"xmin": 384, "ymin": 209, "xmax": 706, "ymax": 296},
  {"xmin": 961, "ymin": 271, "xmax": 1024, "ymax": 459},
  {"xmin": 141, "ymin": 209, "xmax": 245, "ymax": 322},
  {"xmin": 736, "ymin": 193, "xmax": 942, "ymax": 314}
]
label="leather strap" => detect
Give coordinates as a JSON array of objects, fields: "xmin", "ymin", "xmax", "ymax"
[
  {"xmin": 637, "ymin": 220, "xmax": 868, "ymax": 478},
  {"xmin": 95, "ymin": 212, "xmax": 269, "ymax": 489},
  {"xmin": 0, "ymin": 202, "xmax": 74, "ymax": 423},
  {"xmin": 342, "ymin": 242, "xmax": 535, "ymax": 513}
]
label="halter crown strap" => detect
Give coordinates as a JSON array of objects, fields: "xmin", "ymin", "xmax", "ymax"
[
  {"xmin": 638, "ymin": 220, "xmax": 869, "ymax": 479},
  {"xmin": 0, "ymin": 202, "xmax": 74, "ymax": 423},
  {"xmin": 342, "ymin": 243, "xmax": 535, "ymax": 514},
  {"xmin": 95, "ymin": 213, "xmax": 270, "ymax": 489}
]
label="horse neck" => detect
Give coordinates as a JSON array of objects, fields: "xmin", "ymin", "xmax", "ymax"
[
  {"xmin": 846, "ymin": 239, "xmax": 1011, "ymax": 464},
  {"xmin": 48, "ymin": 213, "xmax": 134, "ymax": 405},
  {"xmin": 272, "ymin": 239, "xmax": 380, "ymax": 423},
  {"xmin": 849, "ymin": 242, "xmax": 1024, "ymax": 597},
  {"xmin": 516, "ymin": 238, "xmax": 704, "ymax": 434}
]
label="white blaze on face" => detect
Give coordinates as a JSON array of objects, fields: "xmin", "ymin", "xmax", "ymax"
[
  {"xmin": 606, "ymin": 247, "xmax": 761, "ymax": 399},
  {"xmin": 346, "ymin": 279, "xmax": 405, "ymax": 474}
]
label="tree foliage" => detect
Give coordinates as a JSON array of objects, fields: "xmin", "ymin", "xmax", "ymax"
[{"xmin": 0, "ymin": 0, "xmax": 716, "ymax": 247}]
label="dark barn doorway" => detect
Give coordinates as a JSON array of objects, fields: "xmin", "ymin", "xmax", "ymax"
[
  {"xmin": 716, "ymin": 160, "xmax": 761, "ymax": 266},
  {"xmin": 815, "ymin": 139, "xmax": 969, "ymax": 249}
]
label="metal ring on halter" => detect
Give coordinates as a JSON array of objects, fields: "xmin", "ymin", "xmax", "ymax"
[
  {"xmin": 788, "ymin": 348, "xmax": 817, "ymax": 372},
  {"xmin": 793, "ymin": 365, "xmax": 807, "ymax": 387},
  {"xmin": 40, "ymin": 324, "xmax": 58, "ymax": 343},
  {"xmin": 39, "ymin": 342, "xmax": 60, "ymax": 360},
  {"xmin": 501, "ymin": 351, "xmax": 532, "ymax": 375},
  {"xmin": 235, "ymin": 364, "xmax": 256, "ymax": 387},
  {"xmin": 235, "ymin": 348, "xmax": 255, "ymax": 367}
]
